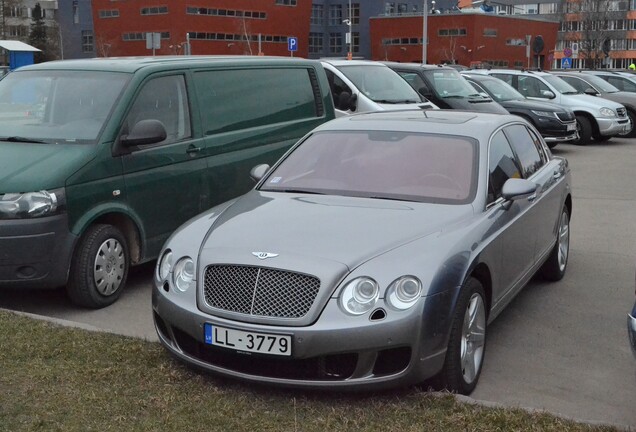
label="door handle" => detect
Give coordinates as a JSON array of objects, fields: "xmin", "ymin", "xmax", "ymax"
[
  {"xmin": 553, "ymin": 170, "xmax": 562, "ymax": 179},
  {"xmin": 186, "ymin": 145, "xmax": 201, "ymax": 154}
]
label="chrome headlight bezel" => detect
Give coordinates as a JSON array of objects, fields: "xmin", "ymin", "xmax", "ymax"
[
  {"xmin": 386, "ymin": 276, "xmax": 422, "ymax": 310},
  {"xmin": 0, "ymin": 188, "xmax": 66, "ymax": 220},
  {"xmin": 599, "ymin": 107, "xmax": 617, "ymax": 117},
  {"xmin": 339, "ymin": 277, "xmax": 379, "ymax": 315},
  {"xmin": 156, "ymin": 249, "xmax": 173, "ymax": 282},
  {"xmin": 173, "ymin": 257, "xmax": 195, "ymax": 292}
]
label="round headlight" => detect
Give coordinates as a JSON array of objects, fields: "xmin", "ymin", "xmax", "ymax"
[
  {"xmin": 387, "ymin": 276, "xmax": 422, "ymax": 310},
  {"xmin": 173, "ymin": 257, "xmax": 195, "ymax": 292},
  {"xmin": 340, "ymin": 277, "xmax": 379, "ymax": 315},
  {"xmin": 156, "ymin": 250, "xmax": 173, "ymax": 282}
]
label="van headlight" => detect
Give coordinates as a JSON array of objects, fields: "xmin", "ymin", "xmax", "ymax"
[
  {"xmin": 173, "ymin": 257, "xmax": 195, "ymax": 292},
  {"xmin": 599, "ymin": 107, "xmax": 617, "ymax": 117},
  {"xmin": 386, "ymin": 276, "xmax": 422, "ymax": 310},
  {"xmin": 0, "ymin": 188, "xmax": 65, "ymax": 219},
  {"xmin": 339, "ymin": 277, "xmax": 379, "ymax": 315}
]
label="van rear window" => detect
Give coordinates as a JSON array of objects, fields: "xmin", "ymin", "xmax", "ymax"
[{"xmin": 194, "ymin": 68, "xmax": 318, "ymax": 135}]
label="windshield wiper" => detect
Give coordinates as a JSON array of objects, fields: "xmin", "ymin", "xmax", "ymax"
[
  {"xmin": 269, "ymin": 189, "xmax": 325, "ymax": 195},
  {"xmin": 375, "ymin": 99, "xmax": 419, "ymax": 104},
  {"xmin": 562, "ymin": 91, "xmax": 579, "ymax": 95},
  {"xmin": 0, "ymin": 136, "xmax": 47, "ymax": 143}
]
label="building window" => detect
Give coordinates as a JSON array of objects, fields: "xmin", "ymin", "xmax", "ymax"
[
  {"xmin": 99, "ymin": 9, "xmax": 120, "ymax": 18},
  {"xmin": 346, "ymin": 3, "xmax": 360, "ymax": 25},
  {"xmin": 185, "ymin": 7, "xmax": 266, "ymax": 19},
  {"xmin": 8, "ymin": 25, "xmax": 28, "ymax": 37},
  {"xmin": 483, "ymin": 28, "xmax": 497, "ymax": 37},
  {"xmin": 275, "ymin": 0, "xmax": 297, "ymax": 6},
  {"xmin": 329, "ymin": 32, "xmax": 342, "ymax": 53},
  {"xmin": 311, "ymin": 5, "xmax": 323, "ymax": 25},
  {"xmin": 187, "ymin": 32, "xmax": 288, "ymax": 43},
  {"xmin": 82, "ymin": 30, "xmax": 94, "ymax": 52},
  {"xmin": 438, "ymin": 28, "xmax": 467, "ymax": 37},
  {"xmin": 353, "ymin": 32, "xmax": 360, "ymax": 53},
  {"xmin": 397, "ymin": 3, "xmax": 408, "ymax": 14},
  {"xmin": 328, "ymin": 5, "xmax": 342, "ymax": 25},
  {"xmin": 385, "ymin": 2, "xmax": 396, "ymax": 14},
  {"xmin": 309, "ymin": 32, "xmax": 323, "ymax": 53},
  {"xmin": 538, "ymin": 3, "xmax": 558, "ymax": 14},
  {"xmin": 141, "ymin": 6, "xmax": 168, "ymax": 15}
]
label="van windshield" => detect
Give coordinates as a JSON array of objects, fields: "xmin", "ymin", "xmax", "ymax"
[
  {"xmin": 338, "ymin": 65, "xmax": 421, "ymax": 103},
  {"xmin": 0, "ymin": 70, "xmax": 130, "ymax": 144}
]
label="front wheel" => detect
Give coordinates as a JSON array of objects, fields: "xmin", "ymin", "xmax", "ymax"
[
  {"xmin": 573, "ymin": 115, "xmax": 592, "ymax": 145},
  {"xmin": 439, "ymin": 277, "xmax": 487, "ymax": 395},
  {"xmin": 66, "ymin": 224, "xmax": 130, "ymax": 308},
  {"xmin": 540, "ymin": 205, "xmax": 570, "ymax": 281}
]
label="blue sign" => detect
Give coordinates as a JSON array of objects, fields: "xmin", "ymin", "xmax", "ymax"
[
  {"xmin": 561, "ymin": 57, "xmax": 572, "ymax": 69},
  {"xmin": 288, "ymin": 37, "xmax": 298, "ymax": 52}
]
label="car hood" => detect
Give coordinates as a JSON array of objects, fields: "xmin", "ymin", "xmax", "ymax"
[
  {"xmin": 201, "ymin": 191, "xmax": 474, "ymax": 269},
  {"xmin": 599, "ymin": 91, "xmax": 636, "ymax": 108},
  {"xmin": 441, "ymin": 96, "xmax": 509, "ymax": 114},
  {"xmin": 0, "ymin": 142, "xmax": 95, "ymax": 192},
  {"xmin": 500, "ymin": 98, "xmax": 566, "ymax": 112}
]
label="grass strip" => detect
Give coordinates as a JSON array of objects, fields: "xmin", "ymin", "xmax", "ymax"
[{"xmin": 0, "ymin": 310, "xmax": 619, "ymax": 432}]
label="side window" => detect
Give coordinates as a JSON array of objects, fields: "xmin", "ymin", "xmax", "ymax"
[
  {"xmin": 609, "ymin": 76, "xmax": 636, "ymax": 92},
  {"xmin": 467, "ymin": 80, "xmax": 486, "ymax": 94},
  {"xmin": 491, "ymin": 73, "xmax": 513, "ymax": 86},
  {"xmin": 517, "ymin": 76, "xmax": 550, "ymax": 98},
  {"xmin": 559, "ymin": 76, "xmax": 588, "ymax": 93},
  {"xmin": 325, "ymin": 68, "xmax": 353, "ymax": 109},
  {"xmin": 125, "ymin": 75, "xmax": 191, "ymax": 144},
  {"xmin": 397, "ymin": 71, "xmax": 429, "ymax": 95},
  {"xmin": 504, "ymin": 124, "xmax": 545, "ymax": 178},
  {"xmin": 488, "ymin": 130, "xmax": 522, "ymax": 204},
  {"xmin": 195, "ymin": 68, "xmax": 318, "ymax": 135}
]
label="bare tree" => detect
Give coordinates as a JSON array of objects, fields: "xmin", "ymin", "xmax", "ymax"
[
  {"xmin": 440, "ymin": 35, "xmax": 458, "ymax": 65},
  {"xmin": 558, "ymin": 0, "xmax": 615, "ymax": 69}
]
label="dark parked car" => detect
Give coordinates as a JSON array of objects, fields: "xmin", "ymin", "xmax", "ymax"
[
  {"xmin": 153, "ymin": 110, "xmax": 572, "ymax": 395},
  {"xmin": 581, "ymin": 70, "xmax": 636, "ymax": 94},
  {"xmin": 463, "ymin": 73, "xmax": 577, "ymax": 148},
  {"xmin": 551, "ymin": 71, "xmax": 636, "ymax": 138},
  {"xmin": 384, "ymin": 62, "xmax": 508, "ymax": 114}
]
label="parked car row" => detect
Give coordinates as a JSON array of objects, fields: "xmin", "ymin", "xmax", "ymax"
[{"xmin": 0, "ymin": 56, "xmax": 631, "ymax": 397}]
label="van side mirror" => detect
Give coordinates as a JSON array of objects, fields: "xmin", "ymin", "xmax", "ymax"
[
  {"xmin": 121, "ymin": 119, "xmax": 167, "ymax": 147},
  {"xmin": 250, "ymin": 164, "xmax": 270, "ymax": 182}
]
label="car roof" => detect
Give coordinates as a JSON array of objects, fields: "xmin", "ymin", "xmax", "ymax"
[
  {"xmin": 14, "ymin": 55, "xmax": 320, "ymax": 74},
  {"xmin": 321, "ymin": 59, "xmax": 389, "ymax": 67},
  {"xmin": 468, "ymin": 68, "xmax": 552, "ymax": 77},
  {"xmin": 313, "ymin": 109, "xmax": 520, "ymax": 140},
  {"xmin": 382, "ymin": 62, "xmax": 456, "ymax": 72},
  {"xmin": 461, "ymin": 73, "xmax": 500, "ymax": 82}
]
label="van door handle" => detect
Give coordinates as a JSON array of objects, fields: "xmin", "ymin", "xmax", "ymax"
[{"xmin": 186, "ymin": 145, "xmax": 201, "ymax": 154}]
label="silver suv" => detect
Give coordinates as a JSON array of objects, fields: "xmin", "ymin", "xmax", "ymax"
[{"xmin": 467, "ymin": 69, "xmax": 630, "ymax": 145}]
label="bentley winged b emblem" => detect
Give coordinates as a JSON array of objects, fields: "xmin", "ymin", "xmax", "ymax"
[{"xmin": 252, "ymin": 252, "xmax": 279, "ymax": 260}]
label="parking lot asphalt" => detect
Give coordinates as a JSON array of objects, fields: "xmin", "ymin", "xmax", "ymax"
[{"xmin": 1, "ymin": 138, "xmax": 635, "ymax": 428}]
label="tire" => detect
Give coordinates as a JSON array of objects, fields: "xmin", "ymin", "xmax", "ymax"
[
  {"xmin": 621, "ymin": 110, "xmax": 636, "ymax": 138},
  {"xmin": 540, "ymin": 205, "xmax": 570, "ymax": 282},
  {"xmin": 593, "ymin": 135, "xmax": 612, "ymax": 143},
  {"xmin": 573, "ymin": 115, "xmax": 592, "ymax": 145},
  {"xmin": 439, "ymin": 277, "xmax": 487, "ymax": 395},
  {"xmin": 66, "ymin": 224, "xmax": 130, "ymax": 308},
  {"xmin": 546, "ymin": 141, "xmax": 558, "ymax": 149}
]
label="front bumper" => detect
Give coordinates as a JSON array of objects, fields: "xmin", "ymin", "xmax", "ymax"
[
  {"xmin": 0, "ymin": 214, "xmax": 76, "ymax": 288},
  {"xmin": 596, "ymin": 117, "xmax": 631, "ymax": 137},
  {"xmin": 628, "ymin": 302, "xmax": 636, "ymax": 359},
  {"xmin": 152, "ymin": 282, "xmax": 457, "ymax": 390}
]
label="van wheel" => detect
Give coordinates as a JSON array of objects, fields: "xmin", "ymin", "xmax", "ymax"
[
  {"xmin": 439, "ymin": 277, "xmax": 487, "ymax": 395},
  {"xmin": 67, "ymin": 224, "xmax": 130, "ymax": 309},
  {"xmin": 573, "ymin": 115, "xmax": 592, "ymax": 145}
]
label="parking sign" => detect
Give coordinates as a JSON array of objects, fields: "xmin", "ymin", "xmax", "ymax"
[{"xmin": 288, "ymin": 37, "xmax": 298, "ymax": 52}]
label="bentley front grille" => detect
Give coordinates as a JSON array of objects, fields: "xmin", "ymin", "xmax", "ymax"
[{"xmin": 203, "ymin": 265, "xmax": 320, "ymax": 318}]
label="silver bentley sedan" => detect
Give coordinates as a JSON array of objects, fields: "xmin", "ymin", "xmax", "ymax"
[{"xmin": 153, "ymin": 110, "xmax": 572, "ymax": 395}]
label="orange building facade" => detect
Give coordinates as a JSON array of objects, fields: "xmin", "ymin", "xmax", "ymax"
[
  {"xmin": 90, "ymin": 0, "xmax": 312, "ymax": 58},
  {"xmin": 370, "ymin": 13, "xmax": 559, "ymax": 69}
]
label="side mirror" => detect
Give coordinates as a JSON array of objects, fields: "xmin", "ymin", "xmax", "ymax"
[
  {"xmin": 541, "ymin": 90, "xmax": 556, "ymax": 99},
  {"xmin": 337, "ymin": 91, "xmax": 358, "ymax": 112},
  {"xmin": 584, "ymin": 87, "xmax": 599, "ymax": 96},
  {"xmin": 250, "ymin": 164, "xmax": 270, "ymax": 182},
  {"xmin": 501, "ymin": 178, "xmax": 537, "ymax": 202},
  {"xmin": 121, "ymin": 119, "xmax": 167, "ymax": 146}
]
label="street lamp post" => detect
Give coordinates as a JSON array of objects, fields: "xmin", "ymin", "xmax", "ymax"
[
  {"xmin": 422, "ymin": 0, "xmax": 428, "ymax": 64},
  {"xmin": 347, "ymin": 0, "xmax": 352, "ymax": 60}
]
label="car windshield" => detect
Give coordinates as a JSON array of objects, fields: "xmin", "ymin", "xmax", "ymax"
[
  {"xmin": 472, "ymin": 77, "xmax": 524, "ymax": 102},
  {"xmin": 338, "ymin": 65, "xmax": 422, "ymax": 103},
  {"xmin": 260, "ymin": 130, "xmax": 478, "ymax": 204},
  {"xmin": 0, "ymin": 70, "xmax": 130, "ymax": 144},
  {"xmin": 422, "ymin": 69, "xmax": 481, "ymax": 98},
  {"xmin": 543, "ymin": 75, "xmax": 579, "ymax": 95},
  {"xmin": 581, "ymin": 74, "xmax": 620, "ymax": 93}
]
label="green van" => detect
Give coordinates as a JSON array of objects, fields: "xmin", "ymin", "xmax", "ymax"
[{"xmin": 0, "ymin": 56, "xmax": 335, "ymax": 308}]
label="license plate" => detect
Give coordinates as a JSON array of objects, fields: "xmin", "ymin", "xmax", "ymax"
[
  {"xmin": 204, "ymin": 323, "xmax": 291, "ymax": 356},
  {"xmin": 566, "ymin": 123, "xmax": 577, "ymax": 131}
]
